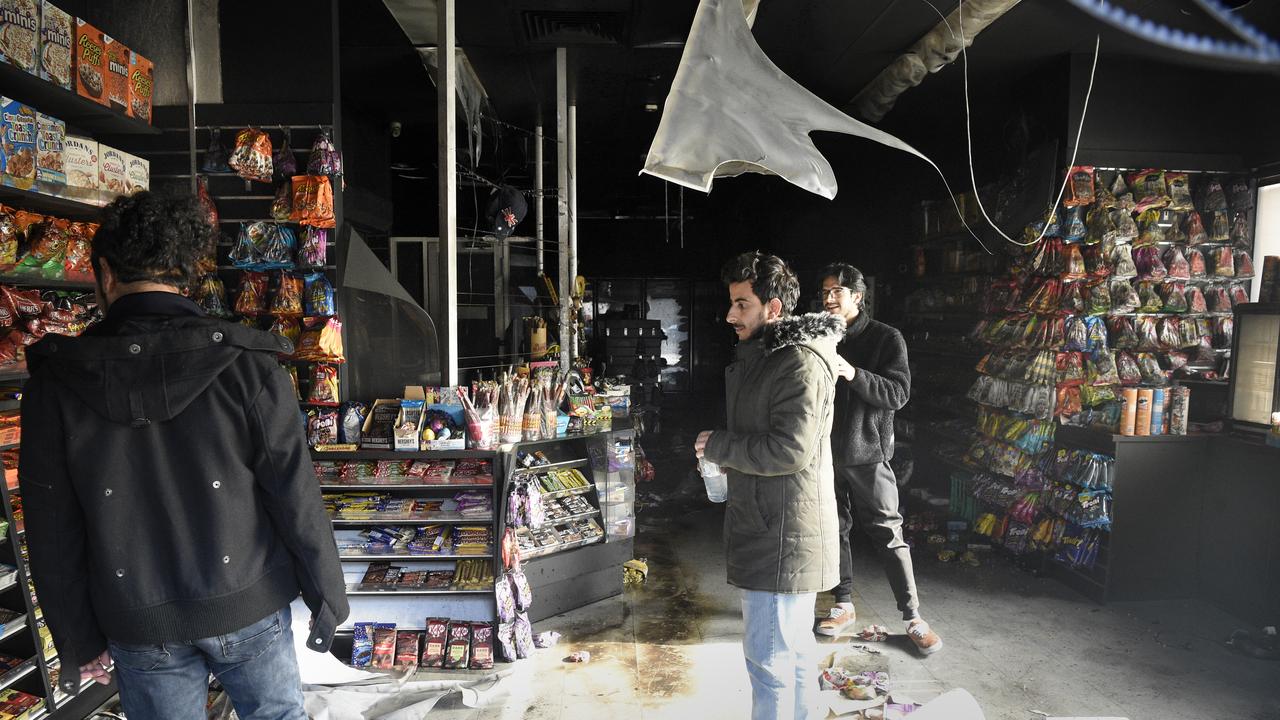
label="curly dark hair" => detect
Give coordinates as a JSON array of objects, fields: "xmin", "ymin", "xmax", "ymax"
[
  {"xmin": 91, "ymin": 190, "xmax": 214, "ymax": 289},
  {"xmin": 721, "ymin": 251, "xmax": 800, "ymax": 315},
  {"xmin": 818, "ymin": 262, "xmax": 867, "ymax": 307}
]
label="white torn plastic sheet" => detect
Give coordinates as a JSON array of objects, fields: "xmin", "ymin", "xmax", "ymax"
[{"xmin": 641, "ymin": 0, "xmax": 940, "ymax": 200}]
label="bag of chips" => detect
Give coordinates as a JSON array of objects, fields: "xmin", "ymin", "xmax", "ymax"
[
  {"xmin": 1231, "ymin": 210, "xmax": 1251, "ymax": 249},
  {"xmin": 291, "ymin": 175, "xmax": 336, "ymax": 228},
  {"xmin": 308, "ymin": 408, "xmax": 340, "ymax": 447},
  {"xmin": 1086, "ymin": 207, "xmax": 1112, "ymax": 245},
  {"xmin": 1134, "ymin": 210, "xmax": 1164, "ymax": 248},
  {"xmin": 1086, "ymin": 316, "xmax": 1108, "ymax": 350},
  {"xmin": 1116, "ymin": 351, "xmax": 1141, "ymax": 385},
  {"xmin": 63, "ymin": 223, "xmax": 93, "ymax": 281},
  {"xmin": 271, "ymin": 182, "xmax": 292, "ymax": 222},
  {"xmin": 1163, "ymin": 246, "xmax": 1189, "ymax": 280},
  {"xmin": 1064, "ymin": 166, "xmax": 1096, "ymax": 207},
  {"xmin": 1110, "ymin": 209, "xmax": 1138, "ymax": 241},
  {"xmin": 1137, "ymin": 353, "xmax": 1168, "ymax": 385},
  {"xmin": 1159, "ymin": 318, "xmax": 1183, "ymax": 349},
  {"xmin": 1165, "ymin": 172, "xmax": 1194, "ymax": 211},
  {"xmin": 1085, "ymin": 279, "xmax": 1111, "ymax": 316},
  {"xmin": 1063, "ymin": 245, "xmax": 1086, "ymax": 279},
  {"xmin": 1230, "ymin": 283, "xmax": 1250, "ymax": 307},
  {"xmin": 228, "ymin": 128, "xmax": 273, "ymax": 183},
  {"xmin": 1235, "ymin": 250, "xmax": 1255, "ymax": 278},
  {"xmin": 273, "ymin": 131, "xmax": 297, "ymax": 181},
  {"xmin": 196, "ymin": 175, "xmax": 220, "ymax": 228},
  {"xmin": 1110, "ymin": 279, "xmax": 1139, "ymax": 314},
  {"xmin": 1137, "ymin": 281, "xmax": 1164, "ymax": 312},
  {"xmin": 1111, "ymin": 244, "xmax": 1137, "ymax": 279},
  {"xmin": 1134, "ymin": 246, "xmax": 1167, "ymax": 281},
  {"xmin": 1064, "ymin": 206, "xmax": 1087, "ymax": 243},
  {"xmin": 1108, "ymin": 316, "xmax": 1138, "ymax": 349},
  {"xmin": 1159, "ymin": 282, "xmax": 1187, "ymax": 313},
  {"xmin": 1129, "ymin": 170, "xmax": 1170, "ymax": 213},
  {"xmin": 295, "ymin": 316, "xmax": 345, "ymax": 362},
  {"xmin": 270, "ymin": 272, "xmax": 305, "ymax": 317},
  {"xmin": 1214, "ymin": 316, "xmax": 1234, "ymax": 349},
  {"xmin": 200, "ymin": 128, "xmax": 230, "ymax": 173},
  {"xmin": 1186, "ymin": 212, "xmax": 1208, "ymax": 245},
  {"xmin": 235, "ymin": 271, "xmax": 269, "ymax": 315},
  {"xmin": 1178, "ymin": 319, "xmax": 1202, "ymax": 349},
  {"xmin": 1064, "ymin": 316, "xmax": 1089, "ymax": 352},
  {"xmin": 268, "ymin": 316, "xmax": 301, "ymax": 349},
  {"xmin": 1210, "ymin": 210, "xmax": 1230, "ymax": 242},
  {"xmin": 1094, "ymin": 171, "xmax": 1118, "ymax": 208},
  {"xmin": 1202, "ymin": 178, "xmax": 1228, "ymax": 212},
  {"xmin": 298, "ymin": 227, "xmax": 328, "ymax": 268},
  {"xmin": 1111, "ymin": 173, "xmax": 1134, "ymax": 210},
  {"xmin": 307, "ymin": 128, "xmax": 344, "ymax": 177},
  {"xmin": 1060, "ymin": 281, "xmax": 1085, "ymax": 315},
  {"xmin": 1056, "ymin": 385, "xmax": 1083, "ymax": 420},
  {"xmin": 1213, "ymin": 246, "xmax": 1235, "ymax": 277},
  {"xmin": 305, "ymin": 272, "xmax": 336, "ymax": 316},
  {"xmin": 14, "ymin": 219, "xmax": 69, "ymax": 278},
  {"xmin": 195, "ymin": 275, "xmax": 233, "ymax": 319},
  {"xmin": 1207, "ymin": 286, "xmax": 1231, "ymax": 314},
  {"xmin": 1185, "ymin": 247, "xmax": 1207, "ymax": 279},
  {"xmin": 1184, "ymin": 285, "xmax": 1207, "ymax": 314},
  {"xmin": 308, "ymin": 363, "xmax": 340, "ymax": 405}
]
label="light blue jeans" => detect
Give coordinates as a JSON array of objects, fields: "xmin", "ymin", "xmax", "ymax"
[
  {"xmin": 741, "ymin": 590, "xmax": 819, "ymax": 720},
  {"xmin": 108, "ymin": 606, "xmax": 307, "ymax": 720}
]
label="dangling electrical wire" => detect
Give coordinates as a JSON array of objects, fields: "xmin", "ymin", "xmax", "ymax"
[{"xmin": 958, "ymin": 0, "xmax": 1101, "ymax": 248}]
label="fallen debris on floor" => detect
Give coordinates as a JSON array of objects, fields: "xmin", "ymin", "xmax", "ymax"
[
  {"xmin": 623, "ymin": 558, "xmax": 650, "ymax": 586},
  {"xmin": 565, "ymin": 650, "xmax": 591, "ymax": 663},
  {"xmin": 858, "ymin": 624, "xmax": 890, "ymax": 642},
  {"xmin": 534, "ymin": 631, "xmax": 561, "ymax": 649}
]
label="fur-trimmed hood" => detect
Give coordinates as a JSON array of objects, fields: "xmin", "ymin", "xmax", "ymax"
[{"xmin": 762, "ymin": 312, "xmax": 846, "ymax": 351}]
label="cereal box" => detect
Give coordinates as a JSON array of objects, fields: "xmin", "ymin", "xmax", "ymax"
[
  {"xmin": 123, "ymin": 151, "xmax": 147, "ymax": 194},
  {"xmin": 128, "ymin": 50, "xmax": 152, "ymax": 124},
  {"xmin": 38, "ymin": 2, "xmax": 70, "ymax": 89},
  {"xmin": 74, "ymin": 18, "xmax": 107, "ymax": 106},
  {"xmin": 0, "ymin": 0, "xmax": 39, "ymax": 76},
  {"xmin": 62, "ymin": 134, "xmax": 96, "ymax": 200},
  {"xmin": 35, "ymin": 112, "xmax": 63, "ymax": 187},
  {"xmin": 1, "ymin": 98, "xmax": 36, "ymax": 190},
  {"xmin": 97, "ymin": 142, "xmax": 126, "ymax": 202},
  {"xmin": 103, "ymin": 33, "xmax": 128, "ymax": 113}
]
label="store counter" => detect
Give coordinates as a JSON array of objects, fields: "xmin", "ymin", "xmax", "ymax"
[
  {"xmin": 502, "ymin": 421, "xmax": 637, "ymax": 622},
  {"xmin": 1198, "ymin": 435, "xmax": 1280, "ymax": 626}
]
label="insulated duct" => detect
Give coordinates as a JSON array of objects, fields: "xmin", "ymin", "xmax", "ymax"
[{"xmin": 848, "ymin": 0, "xmax": 1021, "ymax": 123}]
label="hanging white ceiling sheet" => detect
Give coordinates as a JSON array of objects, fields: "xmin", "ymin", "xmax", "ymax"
[{"xmin": 641, "ymin": 0, "xmax": 938, "ymax": 200}]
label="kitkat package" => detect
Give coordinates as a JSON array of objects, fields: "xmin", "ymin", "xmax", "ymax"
[
  {"xmin": 443, "ymin": 622, "xmax": 471, "ymax": 669},
  {"xmin": 74, "ymin": 19, "xmax": 108, "ymax": 106},
  {"xmin": 421, "ymin": 617, "xmax": 448, "ymax": 668},
  {"xmin": 469, "ymin": 622, "xmax": 494, "ymax": 669}
]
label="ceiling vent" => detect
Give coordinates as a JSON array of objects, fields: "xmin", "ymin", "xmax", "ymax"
[{"xmin": 521, "ymin": 11, "xmax": 627, "ymax": 46}]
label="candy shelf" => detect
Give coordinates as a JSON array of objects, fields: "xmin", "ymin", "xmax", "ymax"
[
  {"xmin": 521, "ymin": 535, "xmax": 605, "ymax": 560},
  {"xmin": 337, "ymin": 552, "xmax": 492, "ymax": 561},
  {"xmin": 344, "ymin": 586, "xmax": 491, "ymax": 596},
  {"xmin": 0, "ymin": 275, "xmax": 97, "ymax": 292},
  {"xmin": 311, "ymin": 449, "xmax": 495, "ymax": 461},
  {"xmin": 539, "ymin": 485, "xmax": 595, "ymax": 501},
  {"xmin": 0, "ymin": 187, "xmax": 103, "ymax": 223},
  {"xmin": 512, "ymin": 458, "xmax": 590, "ymax": 473},
  {"xmin": 318, "ymin": 483, "xmax": 493, "ymax": 491},
  {"xmin": 329, "ymin": 515, "xmax": 492, "ymax": 527}
]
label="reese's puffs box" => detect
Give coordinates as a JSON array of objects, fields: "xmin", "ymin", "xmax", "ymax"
[{"xmin": 74, "ymin": 19, "xmax": 108, "ymax": 106}]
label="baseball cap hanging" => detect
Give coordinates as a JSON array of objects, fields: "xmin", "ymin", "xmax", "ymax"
[{"xmin": 485, "ymin": 185, "xmax": 527, "ymax": 239}]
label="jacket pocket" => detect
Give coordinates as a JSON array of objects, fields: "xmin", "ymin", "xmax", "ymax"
[{"xmin": 727, "ymin": 476, "xmax": 769, "ymax": 535}]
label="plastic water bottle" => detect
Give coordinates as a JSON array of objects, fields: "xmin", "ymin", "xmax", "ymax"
[{"xmin": 699, "ymin": 457, "xmax": 728, "ymax": 503}]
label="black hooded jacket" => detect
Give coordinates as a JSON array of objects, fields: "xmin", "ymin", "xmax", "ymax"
[
  {"xmin": 18, "ymin": 292, "xmax": 348, "ymax": 695},
  {"xmin": 831, "ymin": 311, "xmax": 911, "ymax": 467}
]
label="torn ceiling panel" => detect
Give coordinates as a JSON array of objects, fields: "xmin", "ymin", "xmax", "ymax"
[{"xmin": 640, "ymin": 0, "xmax": 940, "ymax": 200}]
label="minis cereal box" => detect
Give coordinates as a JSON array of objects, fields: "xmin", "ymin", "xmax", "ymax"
[
  {"xmin": 97, "ymin": 142, "xmax": 126, "ymax": 201},
  {"xmin": 123, "ymin": 151, "xmax": 148, "ymax": 194},
  {"xmin": 62, "ymin": 134, "xmax": 97, "ymax": 201},
  {"xmin": 103, "ymin": 33, "xmax": 128, "ymax": 113},
  {"xmin": 128, "ymin": 50, "xmax": 152, "ymax": 124},
  {"xmin": 74, "ymin": 18, "xmax": 107, "ymax": 106},
  {"xmin": 35, "ymin": 111, "xmax": 63, "ymax": 187},
  {"xmin": 0, "ymin": 0, "xmax": 39, "ymax": 76},
  {"xmin": 1, "ymin": 98, "xmax": 36, "ymax": 190},
  {"xmin": 38, "ymin": 2, "xmax": 71, "ymax": 89}
]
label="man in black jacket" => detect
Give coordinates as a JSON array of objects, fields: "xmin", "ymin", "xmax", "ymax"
[
  {"xmin": 19, "ymin": 192, "xmax": 348, "ymax": 719},
  {"xmin": 813, "ymin": 263, "xmax": 942, "ymax": 656}
]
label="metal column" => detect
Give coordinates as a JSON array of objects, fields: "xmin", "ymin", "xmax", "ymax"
[
  {"xmin": 556, "ymin": 48, "xmax": 572, "ymax": 374},
  {"xmin": 535, "ymin": 123, "xmax": 545, "ymax": 276},
  {"xmin": 568, "ymin": 101, "xmax": 578, "ymax": 334},
  {"xmin": 437, "ymin": 0, "xmax": 459, "ymax": 385}
]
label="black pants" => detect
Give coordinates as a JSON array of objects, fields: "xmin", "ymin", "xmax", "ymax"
[{"xmin": 832, "ymin": 462, "xmax": 920, "ymax": 621}]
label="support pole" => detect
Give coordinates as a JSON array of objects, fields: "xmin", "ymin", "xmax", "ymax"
[
  {"xmin": 568, "ymin": 101, "xmax": 578, "ymax": 356},
  {"xmin": 535, "ymin": 123, "xmax": 544, "ymax": 276},
  {"xmin": 438, "ymin": 0, "xmax": 459, "ymax": 385},
  {"xmin": 556, "ymin": 48, "xmax": 572, "ymax": 375}
]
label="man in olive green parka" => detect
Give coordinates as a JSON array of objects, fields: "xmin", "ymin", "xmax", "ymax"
[{"xmin": 695, "ymin": 252, "xmax": 844, "ymax": 720}]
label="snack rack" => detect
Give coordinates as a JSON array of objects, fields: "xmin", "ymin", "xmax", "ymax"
[
  {"xmin": 310, "ymin": 448, "xmax": 502, "ymax": 662},
  {"xmin": 1, "ymin": 42, "xmax": 160, "ymax": 715},
  {"xmin": 499, "ymin": 422, "xmax": 636, "ymax": 622}
]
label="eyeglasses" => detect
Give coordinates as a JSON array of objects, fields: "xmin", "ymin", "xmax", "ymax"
[{"xmin": 818, "ymin": 287, "xmax": 852, "ymax": 300}]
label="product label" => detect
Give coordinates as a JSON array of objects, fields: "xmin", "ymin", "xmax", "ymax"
[
  {"xmin": 98, "ymin": 144, "xmax": 126, "ymax": 198},
  {"xmin": 35, "ymin": 112, "xmax": 65, "ymax": 186},
  {"xmin": 0, "ymin": 0, "xmax": 39, "ymax": 74},
  {"xmin": 1, "ymin": 99, "xmax": 36, "ymax": 189},
  {"xmin": 63, "ymin": 135, "xmax": 98, "ymax": 190},
  {"xmin": 39, "ymin": 1, "xmax": 72, "ymax": 88}
]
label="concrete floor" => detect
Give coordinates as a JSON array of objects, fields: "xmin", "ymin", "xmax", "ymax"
[{"xmin": 426, "ymin": 495, "xmax": 1280, "ymax": 720}]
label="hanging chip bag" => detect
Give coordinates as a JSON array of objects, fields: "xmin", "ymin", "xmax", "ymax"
[
  {"xmin": 305, "ymin": 272, "xmax": 336, "ymax": 316},
  {"xmin": 228, "ymin": 128, "xmax": 273, "ymax": 183},
  {"xmin": 291, "ymin": 175, "xmax": 336, "ymax": 228},
  {"xmin": 295, "ymin": 316, "xmax": 345, "ymax": 362},
  {"xmin": 270, "ymin": 272, "xmax": 304, "ymax": 317},
  {"xmin": 308, "ymin": 363, "xmax": 340, "ymax": 405}
]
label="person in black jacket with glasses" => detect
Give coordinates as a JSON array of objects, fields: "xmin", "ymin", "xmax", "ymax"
[
  {"xmin": 812, "ymin": 263, "xmax": 942, "ymax": 656},
  {"xmin": 19, "ymin": 191, "xmax": 348, "ymax": 719}
]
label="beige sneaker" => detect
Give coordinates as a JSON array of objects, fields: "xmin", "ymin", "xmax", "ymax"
[
  {"xmin": 815, "ymin": 605, "xmax": 856, "ymax": 637},
  {"xmin": 906, "ymin": 619, "xmax": 943, "ymax": 655}
]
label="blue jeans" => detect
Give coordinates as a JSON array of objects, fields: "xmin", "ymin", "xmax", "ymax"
[
  {"xmin": 741, "ymin": 590, "xmax": 818, "ymax": 720},
  {"xmin": 109, "ymin": 606, "xmax": 306, "ymax": 720}
]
